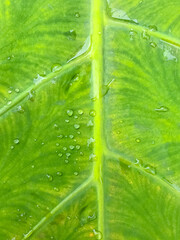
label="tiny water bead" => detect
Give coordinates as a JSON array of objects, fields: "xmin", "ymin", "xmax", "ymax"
[
  {"xmin": 141, "ymin": 30, "xmax": 150, "ymax": 40},
  {"xmin": 75, "ymin": 12, "xmax": 80, "ymax": 18},
  {"xmin": 56, "ymin": 143, "xmax": 60, "ymax": 147},
  {"xmin": 51, "ymin": 63, "xmax": 62, "ymax": 72},
  {"xmin": 93, "ymin": 229, "xmax": 102, "ymax": 240},
  {"xmin": 15, "ymin": 88, "xmax": 20, "ymax": 93},
  {"xmin": 57, "ymin": 171, "xmax": 63, "ymax": 176},
  {"xmin": 54, "ymin": 187, "xmax": 59, "ymax": 192},
  {"xmin": 87, "ymin": 120, "xmax": 94, "ymax": 127},
  {"xmin": 14, "ymin": 138, "xmax": 20, "ymax": 144},
  {"xmin": 63, "ymin": 147, "xmax": 67, "ymax": 151},
  {"xmin": 148, "ymin": 25, "xmax": 158, "ymax": 31},
  {"xmin": 74, "ymin": 171, "xmax": 79, "ymax": 176},
  {"xmin": 150, "ymin": 42, "xmax": 157, "ymax": 48},
  {"xmin": 78, "ymin": 109, "xmax": 83, "ymax": 115},
  {"xmin": 67, "ymin": 109, "xmax": 73, "ymax": 117},
  {"xmin": 66, "ymin": 153, "xmax": 71, "ymax": 157},
  {"xmin": 65, "ymin": 119, "xmax": 70, "ymax": 123},
  {"xmin": 65, "ymin": 29, "xmax": 76, "ymax": 40},
  {"xmin": 8, "ymin": 90, "xmax": 12, "ymax": 94},
  {"xmin": 76, "ymin": 145, "xmax": 81, "ymax": 150},
  {"xmin": 155, "ymin": 106, "xmax": 169, "ymax": 112},
  {"xmin": 87, "ymin": 138, "xmax": 95, "ymax": 147},
  {"xmin": 69, "ymin": 135, "xmax": 74, "ymax": 139},
  {"xmin": 58, "ymin": 134, "xmax": 64, "ymax": 139},
  {"xmin": 74, "ymin": 124, "xmax": 80, "ymax": 129},
  {"xmin": 69, "ymin": 145, "xmax": 75, "ymax": 150},
  {"xmin": 46, "ymin": 174, "xmax": 53, "ymax": 182},
  {"xmin": 135, "ymin": 138, "xmax": 141, "ymax": 143},
  {"xmin": 17, "ymin": 105, "xmax": 24, "ymax": 113},
  {"xmin": 89, "ymin": 110, "xmax": 96, "ymax": 117}
]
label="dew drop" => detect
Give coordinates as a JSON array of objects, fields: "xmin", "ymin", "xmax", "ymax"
[
  {"xmin": 57, "ymin": 134, "xmax": 64, "ymax": 139},
  {"xmin": 56, "ymin": 143, "xmax": 60, "ymax": 147},
  {"xmin": 155, "ymin": 106, "xmax": 169, "ymax": 112},
  {"xmin": 141, "ymin": 30, "xmax": 150, "ymax": 40},
  {"xmin": 65, "ymin": 29, "xmax": 76, "ymax": 40},
  {"xmin": 7, "ymin": 100, "xmax": 12, "ymax": 105},
  {"xmin": 17, "ymin": 105, "xmax": 24, "ymax": 113},
  {"xmin": 11, "ymin": 145, "xmax": 14, "ymax": 150},
  {"xmin": 15, "ymin": 88, "xmax": 20, "ymax": 93},
  {"xmin": 58, "ymin": 153, "xmax": 63, "ymax": 157},
  {"xmin": 93, "ymin": 229, "xmax": 102, "ymax": 240},
  {"xmin": 74, "ymin": 171, "xmax": 79, "ymax": 176},
  {"xmin": 87, "ymin": 138, "xmax": 95, "ymax": 147},
  {"xmin": 65, "ymin": 159, "xmax": 69, "ymax": 164},
  {"xmin": 75, "ymin": 12, "xmax": 80, "ymax": 18},
  {"xmin": 87, "ymin": 120, "xmax": 94, "ymax": 127},
  {"xmin": 69, "ymin": 145, "xmax": 75, "ymax": 150},
  {"xmin": 54, "ymin": 187, "xmax": 59, "ymax": 192},
  {"xmin": 150, "ymin": 42, "xmax": 157, "ymax": 48},
  {"xmin": 63, "ymin": 147, "xmax": 67, "ymax": 151},
  {"xmin": 74, "ymin": 124, "xmax": 80, "ymax": 129},
  {"xmin": 51, "ymin": 63, "xmax": 62, "ymax": 72},
  {"xmin": 148, "ymin": 25, "xmax": 158, "ymax": 31},
  {"xmin": 89, "ymin": 110, "xmax": 96, "ymax": 117},
  {"xmin": 74, "ymin": 115, "xmax": 78, "ymax": 119},
  {"xmin": 144, "ymin": 165, "xmax": 156, "ymax": 175},
  {"xmin": 76, "ymin": 145, "xmax": 81, "ymax": 150},
  {"xmin": 8, "ymin": 90, "xmax": 12, "ymax": 94},
  {"xmin": 65, "ymin": 119, "xmax": 70, "ymax": 123},
  {"xmin": 78, "ymin": 109, "xmax": 83, "ymax": 115},
  {"xmin": 57, "ymin": 171, "xmax": 63, "ymax": 176},
  {"xmin": 135, "ymin": 138, "xmax": 141, "ymax": 143},
  {"xmin": 28, "ymin": 90, "xmax": 35, "ymax": 101},
  {"xmin": 14, "ymin": 138, "xmax": 20, "ymax": 144},
  {"xmin": 66, "ymin": 152, "xmax": 71, "ymax": 157},
  {"xmin": 69, "ymin": 135, "xmax": 74, "ymax": 139},
  {"xmin": 46, "ymin": 174, "xmax": 53, "ymax": 182},
  {"xmin": 67, "ymin": 109, "xmax": 73, "ymax": 117}
]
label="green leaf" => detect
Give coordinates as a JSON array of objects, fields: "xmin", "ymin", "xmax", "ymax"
[{"xmin": 0, "ymin": 0, "xmax": 180, "ymax": 239}]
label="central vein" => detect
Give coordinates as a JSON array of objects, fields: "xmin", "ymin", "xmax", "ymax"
[{"xmin": 91, "ymin": 0, "xmax": 104, "ymax": 237}]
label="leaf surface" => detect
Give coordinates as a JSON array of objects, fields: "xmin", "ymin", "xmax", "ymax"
[{"xmin": 0, "ymin": 0, "xmax": 180, "ymax": 239}]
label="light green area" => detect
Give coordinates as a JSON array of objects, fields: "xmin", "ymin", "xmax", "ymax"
[{"xmin": 0, "ymin": 0, "xmax": 180, "ymax": 239}]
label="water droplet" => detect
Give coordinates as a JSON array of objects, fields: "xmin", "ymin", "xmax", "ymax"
[
  {"xmin": 135, "ymin": 138, "xmax": 141, "ymax": 143},
  {"xmin": 66, "ymin": 153, "xmax": 71, "ymax": 157},
  {"xmin": 93, "ymin": 229, "xmax": 102, "ymax": 240},
  {"xmin": 150, "ymin": 42, "xmax": 157, "ymax": 48},
  {"xmin": 28, "ymin": 90, "xmax": 35, "ymax": 101},
  {"xmin": 67, "ymin": 109, "xmax": 73, "ymax": 117},
  {"xmin": 76, "ymin": 145, "xmax": 81, "ymax": 150},
  {"xmin": 65, "ymin": 159, "xmax": 69, "ymax": 164},
  {"xmin": 7, "ymin": 100, "xmax": 12, "ymax": 105},
  {"xmin": 78, "ymin": 109, "xmax": 83, "ymax": 115},
  {"xmin": 15, "ymin": 88, "xmax": 20, "ymax": 93},
  {"xmin": 141, "ymin": 30, "xmax": 150, "ymax": 40},
  {"xmin": 33, "ymin": 74, "xmax": 45, "ymax": 85},
  {"xmin": 41, "ymin": 142, "xmax": 45, "ymax": 145},
  {"xmin": 65, "ymin": 30, "xmax": 76, "ymax": 40},
  {"xmin": 87, "ymin": 120, "xmax": 94, "ymax": 127},
  {"xmin": 155, "ymin": 106, "xmax": 169, "ymax": 112},
  {"xmin": 75, "ymin": 12, "xmax": 80, "ymax": 18},
  {"xmin": 65, "ymin": 119, "xmax": 70, "ymax": 123},
  {"xmin": 17, "ymin": 105, "xmax": 24, "ymax": 114},
  {"xmin": 14, "ymin": 138, "xmax": 19, "ymax": 144},
  {"xmin": 63, "ymin": 147, "xmax": 67, "ymax": 151},
  {"xmin": 46, "ymin": 174, "xmax": 53, "ymax": 182},
  {"xmin": 57, "ymin": 134, "xmax": 64, "ymax": 139},
  {"xmin": 163, "ymin": 49, "xmax": 177, "ymax": 61},
  {"xmin": 57, "ymin": 171, "xmax": 63, "ymax": 176},
  {"xmin": 148, "ymin": 25, "xmax": 158, "ymax": 31},
  {"xmin": 80, "ymin": 151, "xmax": 83, "ymax": 156},
  {"xmin": 144, "ymin": 165, "xmax": 156, "ymax": 175},
  {"xmin": 51, "ymin": 63, "xmax": 62, "ymax": 72},
  {"xmin": 8, "ymin": 90, "xmax": 12, "ymax": 94},
  {"xmin": 129, "ymin": 29, "xmax": 137, "ymax": 40},
  {"xmin": 89, "ymin": 110, "xmax": 96, "ymax": 117},
  {"xmin": 31, "ymin": 165, "xmax": 35, "ymax": 168},
  {"xmin": 69, "ymin": 145, "xmax": 75, "ymax": 150},
  {"xmin": 58, "ymin": 153, "xmax": 63, "ymax": 157},
  {"xmin": 74, "ymin": 115, "xmax": 78, "ymax": 119},
  {"xmin": 74, "ymin": 171, "xmax": 79, "ymax": 176},
  {"xmin": 54, "ymin": 187, "xmax": 59, "ymax": 192},
  {"xmin": 56, "ymin": 143, "xmax": 60, "ymax": 147},
  {"xmin": 87, "ymin": 138, "xmax": 95, "ymax": 147},
  {"xmin": 89, "ymin": 153, "xmax": 96, "ymax": 161},
  {"xmin": 69, "ymin": 135, "xmax": 74, "ymax": 139},
  {"xmin": 74, "ymin": 124, "xmax": 80, "ymax": 129},
  {"xmin": 11, "ymin": 145, "xmax": 14, "ymax": 150},
  {"xmin": 77, "ymin": 131, "xmax": 81, "ymax": 135}
]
